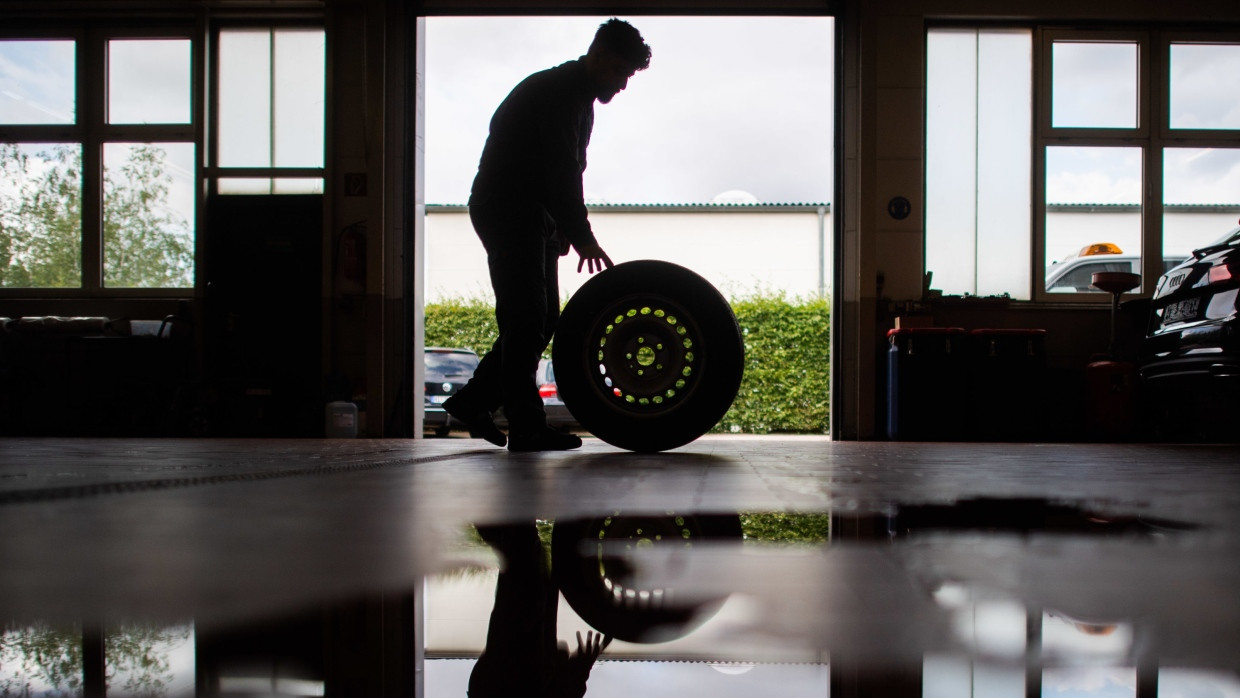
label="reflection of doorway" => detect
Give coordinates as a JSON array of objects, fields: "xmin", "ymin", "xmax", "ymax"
[{"xmin": 416, "ymin": 16, "xmax": 836, "ymax": 436}]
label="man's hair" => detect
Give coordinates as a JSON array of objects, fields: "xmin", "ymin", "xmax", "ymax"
[{"xmin": 590, "ymin": 18, "xmax": 652, "ymax": 72}]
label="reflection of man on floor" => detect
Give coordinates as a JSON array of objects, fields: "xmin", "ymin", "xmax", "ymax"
[{"xmin": 469, "ymin": 524, "xmax": 610, "ymax": 698}]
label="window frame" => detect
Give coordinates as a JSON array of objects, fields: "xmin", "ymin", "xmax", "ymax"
[
  {"xmin": 0, "ymin": 18, "xmax": 328, "ymax": 297},
  {"xmin": 927, "ymin": 26, "xmax": 1240, "ymax": 304},
  {"xmin": 0, "ymin": 22, "xmax": 201, "ymax": 297},
  {"xmin": 1034, "ymin": 28, "xmax": 1155, "ymax": 303},
  {"xmin": 1159, "ymin": 31, "xmax": 1240, "ymax": 142},
  {"xmin": 206, "ymin": 21, "xmax": 327, "ymax": 195},
  {"xmin": 1031, "ymin": 28, "xmax": 1240, "ymax": 303}
]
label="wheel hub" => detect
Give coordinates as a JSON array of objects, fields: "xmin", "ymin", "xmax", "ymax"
[{"xmin": 593, "ymin": 300, "xmax": 699, "ymax": 411}]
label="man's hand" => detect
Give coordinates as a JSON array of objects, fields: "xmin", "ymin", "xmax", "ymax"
[
  {"xmin": 562, "ymin": 630, "xmax": 611, "ymax": 678},
  {"xmin": 575, "ymin": 243, "xmax": 614, "ymax": 274}
]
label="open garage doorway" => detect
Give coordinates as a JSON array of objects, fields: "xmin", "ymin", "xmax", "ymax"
[{"xmin": 417, "ymin": 15, "xmax": 835, "ymax": 439}]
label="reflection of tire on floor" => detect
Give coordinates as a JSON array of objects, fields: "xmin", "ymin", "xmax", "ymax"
[
  {"xmin": 551, "ymin": 513, "xmax": 742, "ymax": 643},
  {"xmin": 552, "ymin": 260, "xmax": 744, "ymax": 452}
]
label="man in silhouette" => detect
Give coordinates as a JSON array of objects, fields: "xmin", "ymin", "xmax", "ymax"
[
  {"xmin": 445, "ymin": 19, "xmax": 652, "ymax": 452},
  {"xmin": 468, "ymin": 523, "xmax": 611, "ymax": 697}
]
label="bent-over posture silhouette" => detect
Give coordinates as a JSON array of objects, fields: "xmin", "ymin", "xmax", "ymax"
[{"xmin": 445, "ymin": 19, "xmax": 652, "ymax": 452}]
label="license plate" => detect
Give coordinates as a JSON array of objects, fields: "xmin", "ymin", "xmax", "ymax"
[
  {"xmin": 429, "ymin": 395, "xmax": 449, "ymax": 404},
  {"xmin": 1163, "ymin": 297, "xmax": 1200, "ymax": 325}
]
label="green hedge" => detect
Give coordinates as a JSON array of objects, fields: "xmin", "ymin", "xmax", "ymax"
[
  {"xmin": 719, "ymin": 292, "xmax": 830, "ymax": 434},
  {"xmin": 424, "ymin": 292, "xmax": 830, "ymax": 434},
  {"xmin": 424, "ymin": 297, "xmax": 498, "ymax": 357}
]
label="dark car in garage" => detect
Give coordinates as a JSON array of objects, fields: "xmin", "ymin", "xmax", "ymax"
[{"xmin": 1140, "ymin": 224, "xmax": 1240, "ymax": 440}]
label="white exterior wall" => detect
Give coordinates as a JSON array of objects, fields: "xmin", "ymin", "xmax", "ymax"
[
  {"xmin": 426, "ymin": 207, "xmax": 1239, "ymax": 303},
  {"xmin": 424, "ymin": 208, "xmax": 832, "ymax": 302}
]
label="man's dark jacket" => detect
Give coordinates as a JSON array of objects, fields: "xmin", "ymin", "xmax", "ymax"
[{"xmin": 469, "ymin": 58, "xmax": 599, "ymax": 252}]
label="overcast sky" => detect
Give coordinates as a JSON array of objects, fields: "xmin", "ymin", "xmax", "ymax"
[{"xmin": 423, "ymin": 16, "xmax": 835, "ymax": 206}]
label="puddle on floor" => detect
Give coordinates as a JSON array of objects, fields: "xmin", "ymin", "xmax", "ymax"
[{"xmin": 5, "ymin": 498, "xmax": 1237, "ymax": 697}]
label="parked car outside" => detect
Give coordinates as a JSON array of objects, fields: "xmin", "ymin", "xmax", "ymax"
[
  {"xmin": 424, "ymin": 347, "xmax": 479, "ymax": 436},
  {"xmin": 1139, "ymin": 224, "xmax": 1240, "ymax": 440},
  {"xmin": 423, "ymin": 349, "xmax": 578, "ymax": 436},
  {"xmin": 538, "ymin": 358, "xmax": 579, "ymax": 432},
  {"xmin": 1045, "ymin": 242, "xmax": 1185, "ymax": 293}
]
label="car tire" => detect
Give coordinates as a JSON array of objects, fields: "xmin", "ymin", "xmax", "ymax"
[
  {"xmin": 552, "ymin": 260, "xmax": 743, "ymax": 452},
  {"xmin": 551, "ymin": 513, "xmax": 741, "ymax": 643}
]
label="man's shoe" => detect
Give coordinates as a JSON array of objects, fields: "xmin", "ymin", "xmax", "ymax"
[
  {"xmin": 507, "ymin": 428, "xmax": 582, "ymax": 452},
  {"xmin": 443, "ymin": 395, "xmax": 506, "ymax": 447}
]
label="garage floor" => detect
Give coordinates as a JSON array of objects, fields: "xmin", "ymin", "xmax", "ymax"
[{"xmin": 2, "ymin": 435, "xmax": 1238, "ymax": 696}]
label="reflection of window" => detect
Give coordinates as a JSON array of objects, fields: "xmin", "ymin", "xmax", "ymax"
[
  {"xmin": 926, "ymin": 28, "xmax": 1240, "ymax": 301},
  {"xmin": 214, "ymin": 27, "xmax": 325, "ymax": 194}
]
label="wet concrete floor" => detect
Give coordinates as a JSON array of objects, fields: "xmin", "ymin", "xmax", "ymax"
[{"xmin": 1, "ymin": 435, "xmax": 1238, "ymax": 696}]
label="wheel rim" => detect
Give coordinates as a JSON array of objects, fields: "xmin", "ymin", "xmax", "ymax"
[
  {"xmin": 590, "ymin": 514, "xmax": 697, "ymax": 607},
  {"xmin": 588, "ymin": 294, "xmax": 702, "ymax": 416}
]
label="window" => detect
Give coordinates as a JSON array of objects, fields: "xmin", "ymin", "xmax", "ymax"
[
  {"xmin": 926, "ymin": 28, "xmax": 1240, "ymax": 301},
  {"xmin": 1037, "ymin": 30, "xmax": 1149, "ymax": 298},
  {"xmin": 925, "ymin": 28, "xmax": 1032, "ymax": 299},
  {"xmin": 212, "ymin": 27, "xmax": 325, "ymax": 195},
  {"xmin": 0, "ymin": 23, "xmax": 326, "ymax": 292},
  {"xmin": 0, "ymin": 39, "xmax": 75, "ymax": 125},
  {"xmin": 0, "ymin": 30, "xmax": 196, "ymax": 291}
]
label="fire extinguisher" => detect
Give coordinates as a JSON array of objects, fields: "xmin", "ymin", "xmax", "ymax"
[{"xmin": 336, "ymin": 221, "xmax": 366, "ymax": 285}]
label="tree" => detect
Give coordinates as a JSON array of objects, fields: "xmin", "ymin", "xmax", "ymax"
[
  {"xmin": 0, "ymin": 143, "xmax": 193, "ymax": 289},
  {"xmin": 0, "ymin": 143, "xmax": 82, "ymax": 288},
  {"xmin": 103, "ymin": 144, "xmax": 193, "ymax": 288}
]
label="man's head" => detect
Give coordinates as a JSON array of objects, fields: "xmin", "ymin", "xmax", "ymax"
[{"xmin": 584, "ymin": 18, "xmax": 651, "ymax": 103}]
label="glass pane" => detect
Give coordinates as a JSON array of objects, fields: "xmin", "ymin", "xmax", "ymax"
[
  {"xmin": 1045, "ymin": 146, "xmax": 1143, "ymax": 293},
  {"xmin": 107, "ymin": 39, "xmax": 191, "ymax": 124},
  {"xmin": 1052, "ymin": 42, "xmax": 1139, "ymax": 128},
  {"xmin": 1159, "ymin": 668, "xmax": 1240, "ymax": 696},
  {"xmin": 273, "ymin": 30, "xmax": 325, "ymax": 168},
  {"xmin": 103, "ymin": 142, "xmax": 195, "ymax": 288},
  {"xmin": 1164, "ymin": 147, "xmax": 1240, "ymax": 261},
  {"xmin": 0, "ymin": 40, "xmax": 76, "ymax": 124},
  {"xmin": 1042, "ymin": 667, "xmax": 1136, "ymax": 697},
  {"xmin": 0, "ymin": 143, "xmax": 82, "ymax": 287},
  {"xmin": 1170, "ymin": 43, "xmax": 1240, "ymax": 130},
  {"xmin": 105, "ymin": 622, "xmax": 195, "ymax": 696},
  {"xmin": 217, "ymin": 177, "xmax": 323, "ymax": 195},
  {"xmin": 218, "ymin": 30, "xmax": 272, "ymax": 167},
  {"xmin": 217, "ymin": 177, "xmax": 273, "ymax": 194},
  {"xmin": 274, "ymin": 177, "xmax": 323, "ymax": 194},
  {"xmin": 0, "ymin": 621, "xmax": 84, "ymax": 695},
  {"xmin": 926, "ymin": 29, "xmax": 1032, "ymax": 299},
  {"xmin": 218, "ymin": 28, "xmax": 325, "ymax": 169}
]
